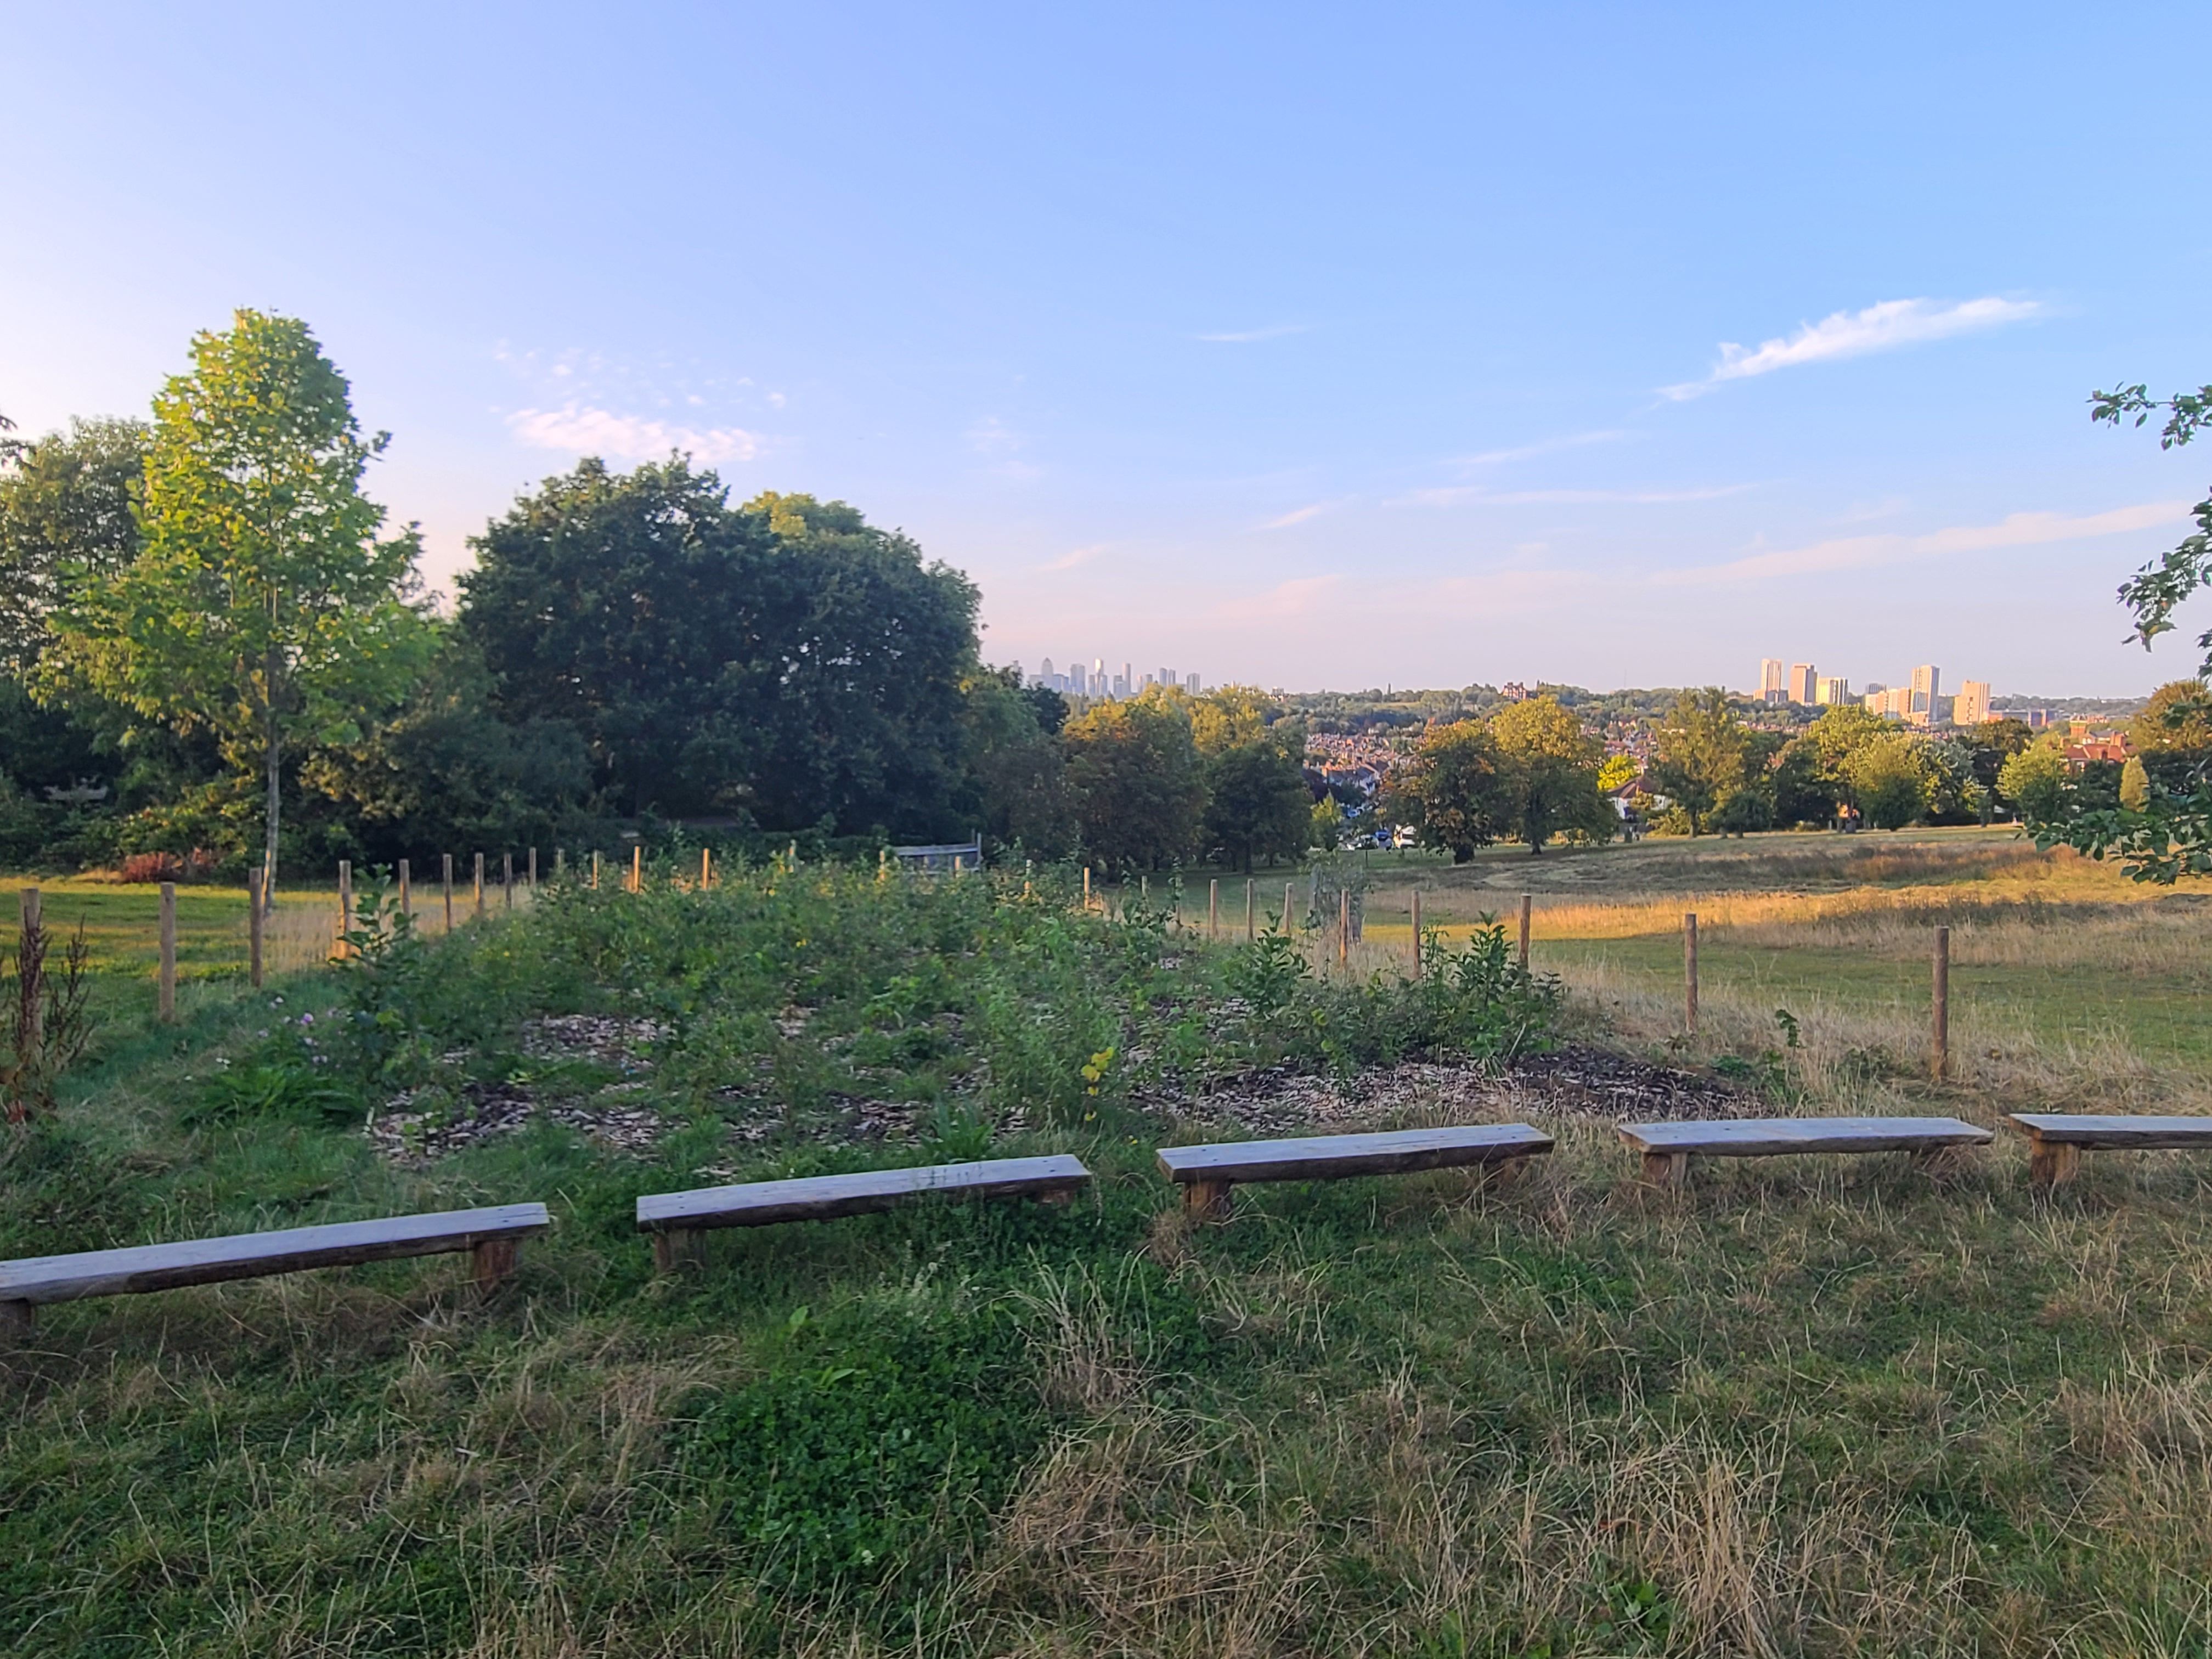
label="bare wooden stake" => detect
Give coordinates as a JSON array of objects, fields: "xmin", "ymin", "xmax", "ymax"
[
  {"xmin": 528, "ymin": 847, "xmax": 538, "ymax": 888},
  {"xmin": 1244, "ymin": 878, "xmax": 1255, "ymax": 941},
  {"xmin": 473, "ymin": 853, "xmax": 486, "ymax": 919},
  {"xmin": 1932, "ymin": 925, "xmax": 1950, "ymax": 1081},
  {"xmin": 1518, "ymin": 893, "xmax": 1532, "ymax": 970},
  {"xmin": 503, "ymin": 852, "xmax": 514, "ymax": 909},
  {"xmin": 19, "ymin": 887, "xmax": 41, "ymax": 1071},
  {"xmin": 701, "ymin": 847, "xmax": 712, "ymax": 891},
  {"xmin": 336, "ymin": 860, "xmax": 353, "ymax": 960},
  {"xmin": 158, "ymin": 882, "xmax": 177, "ymax": 1023},
  {"xmin": 398, "ymin": 857, "xmax": 411, "ymax": 921},
  {"xmin": 590, "ymin": 851, "xmax": 600, "ymax": 890},
  {"xmin": 1284, "ymin": 882, "xmax": 1296, "ymax": 935},
  {"xmin": 1410, "ymin": 889, "xmax": 1422, "ymax": 972},
  {"xmin": 631, "ymin": 844, "xmax": 642, "ymax": 894},
  {"xmin": 1209, "ymin": 878, "xmax": 1220, "ymax": 940},
  {"xmin": 1339, "ymin": 887, "xmax": 1350, "ymax": 968},
  {"xmin": 247, "ymin": 869, "xmax": 263, "ymax": 988},
  {"xmin": 1081, "ymin": 866, "xmax": 1091, "ymax": 909},
  {"xmin": 443, "ymin": 854, "xmax": 455, "ymax": 932},
  {"xmin": 1683, "ymin": 912, "xmax": 1699, "ymax": 1036}
]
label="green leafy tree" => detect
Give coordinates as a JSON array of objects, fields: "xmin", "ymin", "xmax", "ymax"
[
  {"xmin": 2120, "ymin": 754, "xmax": 2153, "ymax": 811},
  {"xmin": 45, "ymin": 312, "xmax": 431, "ymax": 901},
  {"xmin": 0, "ymin": 417, "xmax": 147, "ymax": 675},
  {"xmin": 1999, "ymin": 744, "xmax": 2070, "ymax": 828},
  {"xmin": 1844, "ymin": 734, "xmax": 1934, "ymax": 830},
  {"xmin": 461, "ymin": 465, "xmax": 980, "ymax": 834},
  {"xmin": 963, "ymin": 667, "xmax": 1076, "ymax": 857},
  {"xmin": 1201, "ymin": 738, "xmax": 1312, "ymax": 871},
  {"xmin": 2130, "ymin": 680, "xmax": 2212, "ymax": 755},
  {"xmin": 1955, "ymin": 718, "xmax": 2034, "ymax": 821},
  {"xmin": 1062, "ymin": 692, "xmax": 1206, "ymax": 872},
  {"xmin": 1645, "ymin": 689, "xmax": 1751, "ymax": 836},
  {"xmin": 1386, "ymin": 719, "xmax": 1510, "ymax": 862},
  {"xmin": 1488, "ymin": 694, "xmax": 1613, "ymax": 854},
  {"xmin": 2091, "ymin": 382, "xmax": 2212, "ymax": 672}
]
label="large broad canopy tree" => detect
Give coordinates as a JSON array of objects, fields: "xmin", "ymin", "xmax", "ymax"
[
  {"xmin": 1645, "ymin": 689, "xmax": 1752, "ymax": 836},
  {"xmin": 460, "ymin": 461, "xmax": 980, "ymax": 836},
  {"xmin": 1487, "ymin": 694, "xmax": 1614, "ymax": 854},
  {"xmin": 1386, "ymin": 719, "xmax": 1509, "ymax": 862},
  {"xmin": 45, "ymin": 312, "xmax": 431, "ymax": 903},
  {"xmin": 1061, "ymin": 692, "xmax": 1206, "ymax": 873}
]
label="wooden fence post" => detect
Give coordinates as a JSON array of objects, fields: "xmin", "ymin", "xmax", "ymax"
[
  {"xmin": 1284, "ymin": 882, "xmax": 1296, "ymax": 935},
  {"xmin": 1932, "ymin": 926, "xmax": 1950, "ymax": 1081},
  {"xmin": 1339, "ymin": 887, "xmax": 1350, "ymax": 969},
  {"xmin": 503, "ymin": 853, "xmax": 514, "ymax": 910},
  {"xmin": 590, "ymin": 851, "xmax": 600, "ymax": 890},
  {"xmin": 1245, "ymin": 878, "xmax": 1255, "ymax": 941},
  {"xmin": 701, "ymin": 847, "xmax": 712, "ymax": 891},
  {"xmin": 1081, "ymin": 866, "xmax": 1091, "ymax": 910},
  {"xmin": 631, "ymin": 845, "xmax": 642, "ymax": 894},
  {"xmin": 336, "ymin": 859, "xmax": 354, "ymax": 960},
  {"xmin": 1518, "ymin": 894, "xmax": 1532, "ymax": 970},
  {"xmin": 398, "ymin": 858, "xmax": 411, "ymax": 921},
  {"xmin": 1209, "ymin": 878, "xmax": 1219, "ymax": 940},
  {"xmin": 247, "ymin": 869, "xmax": 263, "ymax": 988},
  {"xmin": 474, "ymin": 853, "xmax": 486, "ymax": 919},
  {"xmin": 1410, "ymin": 889, "xmax": 1422, "ymax": 972},
  {"xmin": 443, "ymin": 855, "xmax": 455, "ymax": 932},
  {"xmin": 528, "ymin": 847, "xmax": 538, "ymax": 888},
  {"xmin": 158, "ymin": 882, "xmax": 177, "ymax": 1023},
  {"xmin": 19, "ymin": 888, "xmax": 41, "ymax": 1072},
  {"xmin": 1683, "ymin": 912, "xmax": 1699, "ymax": 1036}
]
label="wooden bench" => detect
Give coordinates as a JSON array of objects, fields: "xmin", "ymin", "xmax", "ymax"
[
  {"xmin": 1155, "ymin": 1124, "xmax": 1553, "ymax": 1222},
  {"xmin": 1621, "ymin": 1116, "xmax": 1992, "ymax": 1187},
  {"xmin": 636, "ymin": 1153, "xmax": 1092, "ymax": 1269},
  {"xmin": 2007, "ymin": 1113, "xmax": 2212, "ymax": 1188},
  {"xmin": 0, "ymin": 1202, "xmax": 550, "ymax": 1339}
]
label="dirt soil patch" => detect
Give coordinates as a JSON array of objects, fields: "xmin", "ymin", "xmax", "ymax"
[{"xmin": 1152, "ymin": 1043, "xmax": 1753, "ymax": 1138}]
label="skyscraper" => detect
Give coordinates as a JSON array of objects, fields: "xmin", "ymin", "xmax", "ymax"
[
  {"xmin": 1759, "ymin": 659, "xmax": 1785, "ymax": 703},
  {"xmin": 1815, "ymin": 676, "xmax": 1850, "ymax": 706},
  {"xmin": 1788, "ymin": 663, "xmax": 1816, "ymax": 705},
  {"xmin": 1184, "ymin": 672, "xmax": 1200, "ymax": 694},
  {"xmin": 1953, "ymin": 679, "xmax": 1990, "ymax": 727},
  {"xmin": 1909, "ymin": 664, "xmax": 1939, "ymax": 726}
]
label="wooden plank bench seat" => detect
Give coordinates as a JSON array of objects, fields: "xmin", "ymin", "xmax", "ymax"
[
  {"xmin": 1156, "ymin": 1124, "xmax": 1553, "ymax": 1222},
  {"xmin": 1621, "ymin": 1116, "xmax": 1992, "ymax": 1187},
  {"xmin": 2007, "ymin": 1113, "xmax": 2212, "ymax": 1188},
  {"xmin": 636, "ymin": 1153, "xmax": 1092, "ymax": 1269},
  {"xmin": 0, "ymin": 1202, "xmax": 550, "ymax": 1338}
]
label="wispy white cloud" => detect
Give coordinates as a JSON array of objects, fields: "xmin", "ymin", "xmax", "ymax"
[
  {"xmin": 1396, "ymin": 483, "xmax": 1754, "ymax": 508},
  {"xmin": 1039, "ymin": 544, "xmax": 1107, "ymax": 573},
  {"xmin": 1195, "ymin": 323, "xmax": 1308, "ymax": 343},
  {"xmin": 509, "ymin": 404, "xmax": 761, "ymax": 464},
  {"xmin": 1254, "ymin": 500, "xmax": 1344, "ymax": 531},
  {"xmin": 1248, "ymin": 574, "xmax": 1341, "ymax": 616},
  {"xmin": 1660, "ymin": 296, "xmax": 2044, "ymax": 401},
  {"xmin": 1658, "ymin": 499, "xmax": 2190, "ymax": 585},
  {"xmin": 1454, "ymin": 430, "xmax": 1630, "ymax": 468}
]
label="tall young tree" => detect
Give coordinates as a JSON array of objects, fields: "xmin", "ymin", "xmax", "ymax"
[
  {"xmin": 47, "ymin": 312, "xmax": 430, "ymax": 903},
  {"xmin": 1645, "ymin": 689, "xmax": 1752, "ymax": 836},
  {"xmin": 1386, "ymin": 719, "xmax": 1510, "ymax": 862}
]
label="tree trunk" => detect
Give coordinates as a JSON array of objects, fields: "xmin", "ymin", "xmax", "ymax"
[{"xmin": 262, "ymin": 711, "xmax": 281, "ymax": 915}]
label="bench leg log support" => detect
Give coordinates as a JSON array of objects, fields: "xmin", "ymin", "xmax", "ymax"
[
  {"xmin": 2028, "ymin": 1139, "xmax": 2083, "ymax": 1190},
  {"xmin": 1182, "ymin": 1179, "xmax": 1234, "ymax": 1223},
  {"xmin": 652, "ymin": 1228, "xmax": 707, "ymax": 1273},
  {"xmin": 2, "ymin": 1299, "xmax": 31, "ymax": 1341},
  {"xmin": 1642, "ymin": 1150, "xmax": 1690, "ymax": 1189},
  {"xmin": 472, "ymin": 1237, "xmax": 520, "ymax": 1296}
]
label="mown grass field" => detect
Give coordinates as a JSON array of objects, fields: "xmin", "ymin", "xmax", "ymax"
[{"xmin": 6, "ymin": 839, "xmax": 2212, "ymax": 1657}]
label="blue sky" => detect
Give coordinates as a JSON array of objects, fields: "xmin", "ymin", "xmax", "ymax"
[{"xmin": 5, "ymin": 3, "xmax": 2208, "ymax": 698}]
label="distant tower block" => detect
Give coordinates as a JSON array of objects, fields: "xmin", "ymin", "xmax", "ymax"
[
  {"xmin": 1788, "ymin": 663, "xmax": 1816, "ymax": 705},
  {"xmin": 1759, "ymin": 658, "xmax": 1786, "ymax": 704},
  {"xmin": 1954, "ymin": 679, "xmax": 1991, "ymax": 727},
  {"xmin": 1186, "ymin": 672, "xmax": 1201, "ymax": 694},
  {"xmin": 1815, "ymin": 675, "xmax": 1850, "ymax": 706},
  {"xmin": 1910, "ymin": 664, "xmax": 1940, "ymax": 725}
]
